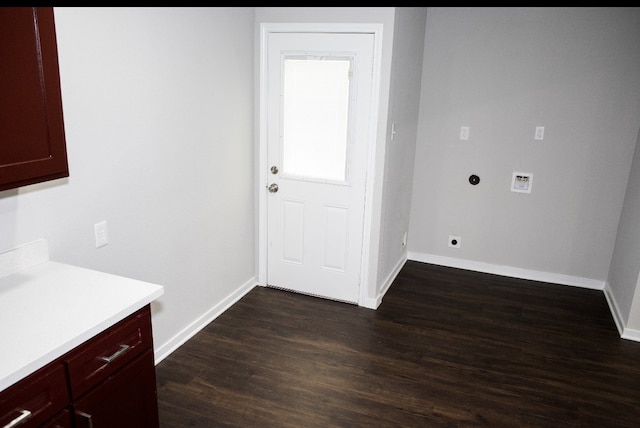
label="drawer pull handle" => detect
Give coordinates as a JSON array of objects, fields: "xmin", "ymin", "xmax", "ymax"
[
  {"xmin": 76, "ymin": 411, "xmax": 93, "ymax": 428},
  {"xmin": 100, "ymin": 344, "xmax": 131, "ymax": 363},
  {"xmin": 3, "ymin": 410, "xmax": 32, "ymax": 428}
]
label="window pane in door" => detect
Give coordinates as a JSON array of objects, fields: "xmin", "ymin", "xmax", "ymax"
[{"xmin": 282, "ymin": 57, "xmax": 350, "ymax": 182}]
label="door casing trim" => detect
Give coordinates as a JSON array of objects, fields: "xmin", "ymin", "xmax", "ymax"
[{"xmin": 257, "ymin": 22, "xmax": 384, "ymax": 308}]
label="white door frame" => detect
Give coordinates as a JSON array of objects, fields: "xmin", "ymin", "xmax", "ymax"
[{"xmin": 258, "ymin": 22, "xmax": 383, "ymax": 308}]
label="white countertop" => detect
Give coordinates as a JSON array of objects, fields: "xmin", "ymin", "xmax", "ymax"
[{"xmin": 0, "ymin": 240, "xmax": 164, "ymax": 392}]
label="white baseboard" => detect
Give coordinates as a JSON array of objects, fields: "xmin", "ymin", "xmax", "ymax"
[
  {"xmin": 603, "ymin": 282, "xmax": 625, "ymax": 337},
  {"xmin": 153, "ymin": 277, "xmax": 257, "ymax": 364},
  {"xmin": 407, "ymin": 252, "xmax": 605, "ymax": 290},
  {"xmin": 606, "ymin": 281, "xmax": 640, "ymax": 343},
  {"xmin": 357, "ymin": 296, "xmax": 378, "ymax": 310},
  {"xmin": 358, "ymin": 253, "xmax": 408, "ymax": 310},
  {"xmin": 376, "ymin": 253, "xmax": 408, "ymax": 307},
  {"xmin": 408, "ymin": 252, "xmax": 640, "ymax": 343},
  {"xmin": 151, "ymin": 257, "xmax": 640, "ymax": 355},
  {"xmin": 622, "ymin": 327, "xmax": 640, "ymax": 342}
]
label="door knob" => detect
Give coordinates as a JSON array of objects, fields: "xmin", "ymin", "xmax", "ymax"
[{"xmin": 268, "ymin": 183, "xmax": 279, "ymax": 193}]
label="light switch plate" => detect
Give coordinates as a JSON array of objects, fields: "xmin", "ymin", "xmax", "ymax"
[
  {"xmin": 459, "ymin": 126, "xmax": 470, "ymax": 141},
  {"xmin": 95, "ymin": 221, "xmax": 109, "ymax": 248}
]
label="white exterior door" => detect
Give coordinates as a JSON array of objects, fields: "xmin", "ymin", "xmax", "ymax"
[{"xmin": 265, "ymin": 31, "xmax": 375, "ymax": 304}]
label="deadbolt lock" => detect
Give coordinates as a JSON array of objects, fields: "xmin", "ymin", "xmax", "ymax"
[{"xmin": 271, "ymin": 166, "xmax": 279, "ymax": 174}]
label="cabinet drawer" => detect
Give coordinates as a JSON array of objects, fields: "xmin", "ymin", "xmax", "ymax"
[
  {"xmin": 0, "ymin": 363, "xmax": 68, "ymax": 428},
  {"xmin": 66, "ymin": 306, "xmax": 152, "ymax": 398}
]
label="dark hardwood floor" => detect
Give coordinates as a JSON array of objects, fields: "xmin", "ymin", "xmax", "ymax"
[{"xmin": 155, "ymin": 261, "xmax": 640, "ymax": 427}]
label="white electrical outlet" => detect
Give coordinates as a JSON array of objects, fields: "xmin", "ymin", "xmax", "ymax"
[
  {"xmin": 448, "ymin": 235, "xmax": 461, "ymax": 248},
  {"xmin": 511, "ymin": 172, "xmax": 533, "ymax": 194},
  {"xmin": 535, "ymin": 126, "xmax": 544, "ymax": 140},
  {"xmin": 459, "ymin": 126, "xmax": 470, "ymax": 141},
  {"xmin": 95, "ymin": 221, "xmax": 109, "ymax": 248}
]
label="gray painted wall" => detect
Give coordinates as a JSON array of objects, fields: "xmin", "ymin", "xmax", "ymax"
[
  {"xmin": 409, "ymin": 8, "xmax": 640, "ymax": 283},
  {"xmin": 608, "ymin": 130, "xmax": 640, "ymax": 332},
  {"xmin": 377, "ymin": 8, "xmax": 427, "ymax": 294},
  {"xmin": 3, "ymin": 7, "xmax": 638, "ymax": 362},
  {"xmin": 629, "ymin": 273, "xmax": 640, "ymax": 331}
]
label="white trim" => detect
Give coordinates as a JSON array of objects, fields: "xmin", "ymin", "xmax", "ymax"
[
  {"xmin": 405, "ymin": 254, "xmax": 639, "ymax": 343},
  {"xmin": 259, "ymin": 22, "xmax": 385, "ymax": 34},
  {"xmin": 604, "ymin": 281, "xmax": 640, "ymax": 343},
  {"xmin": 358, "ymin": 24, "xmax": 384, "ymax": 308},
  {"xmin": 622, "ymin": 328, "xmax": 640, "ymax": 342},
  {"xmin": 358, "ymin": 295, "xmax": 379, "ymax": 310},
  {"xmin": 360, "ymin": 251, "xmax": 407, "ymax": 309},
  {"xmin": 603, "ymin": 282, "xmax": 625, "ymax": 337},
  {"xmin": 257, "ymin": 23, "xmax": 270, "ymax": 287},
  {"xmin": 407, "ymin": 251, "xmax": 606, "ymax": 290},
  {"xmin": 258, "ymin": 23, "xmax": 384, "ymax": 309},
  {"xmin": 153, "ymin": 277, "xmax": 256, "ymax": 364}
]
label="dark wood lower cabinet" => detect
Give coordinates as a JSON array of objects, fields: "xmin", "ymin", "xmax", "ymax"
[
  {"xmin": 42, "ymin": 409, "xmax": 72, "ymax": 428},
  {"xmin": 0, "ymin": 305, "xmax": 159, "ymax": 428},
  {"xmin": 73, "ymin": 350, "xmax": 159, "ymax": 428},
  {"xmin": 0, "ymin": 364, "xmax": 69, "ymax": 427}
]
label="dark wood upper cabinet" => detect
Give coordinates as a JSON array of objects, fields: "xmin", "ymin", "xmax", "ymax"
[{"xmin": 0, "ymin": 7, "xmax": 69, "ymax": 192}]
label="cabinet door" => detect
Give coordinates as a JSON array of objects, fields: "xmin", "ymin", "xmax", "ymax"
[
  {"xmin": 73, "ymin": 349, "xmax": 160, "ymax": 428},
  {"xmin": 0, "ymin": 363, "xmax": 68, "ymax": 428},
  {"xmin": 0, "ymin": 7, "xmax": 69, "ymax": 192},
  {"xmin": 43, "ymin": 409, "xmax": 72, "ymax": 428}
]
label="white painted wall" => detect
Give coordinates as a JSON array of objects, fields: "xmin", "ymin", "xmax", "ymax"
[
  {"xmin": 0, "ymin": 7, "xmax": 256, "ymax": 361},
  {"xmin": 409, "ymin": 8, "xmax": 640, "ymax": 287},
  {"xmin": 376, "ymin": 8, "xmax": 427, "ymax": 298}
]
